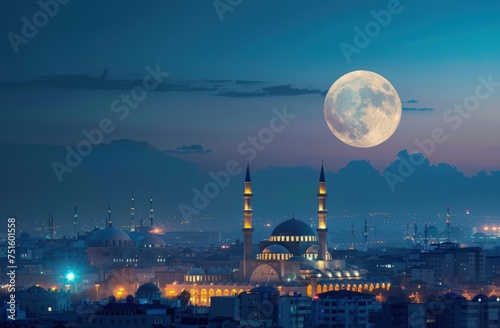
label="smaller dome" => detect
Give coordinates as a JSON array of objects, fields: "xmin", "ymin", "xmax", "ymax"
[
  {"xmin": 427, "ymin": 226, "xmax": 438, "ymax": 236},
  {"xmin": 306, "ymin": 245, "xmax": 321, "ymax": 254},
  {"xmin": 19, "ymin": 232, "xmax": 31, "ymax": 239},
  {"xmin": 125, "ymin": 295, "xmax": 134, "ymax": 303},
  {"xmin": 187, "ymin": 267, "xmax": 206, "ymax": 275},
  {"xmin": 262, "ymin": 244, "xmax": 290, "ymax": 254},
  {"xmin": 472, "ymin": 294, "xmax": 489, "ymax": 302},
  {"xmin": 25, "ymin": 285, "xmax": 47, "ymax": 293},
  {"xmin": 137, "ymin": 282, "xmax": 160, "ymax": 294},
  {"xmin": 140, "ymin": 235, "xmax": 166, "ymax": 247}
]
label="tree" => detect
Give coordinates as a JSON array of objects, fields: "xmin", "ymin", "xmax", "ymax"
[{"xmin": 177, "ymin": 289, "xmax": 191, "ymax": 307}]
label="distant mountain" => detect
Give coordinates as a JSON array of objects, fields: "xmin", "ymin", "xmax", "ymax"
[{"xmin": 1, "ymin": 140, "xmax": 498, "ymax": 235}]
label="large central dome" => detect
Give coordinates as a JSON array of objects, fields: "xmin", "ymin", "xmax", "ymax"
[{"xmin": 271, "ymin": 218, "xmax": 316, "ymax": 238}]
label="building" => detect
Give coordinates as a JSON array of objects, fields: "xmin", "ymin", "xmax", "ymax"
[
  {"xmin": 16, "ymin": 285, "xmax": 71, "ymax": 318},
  {"xmin": 164, "ymin": 165, "xmax": 390, "ymax": 304},
  {"xmin": 311, "ymin": 290, "xmax": 381, "ymax": 328},
  {"xmin": 370, "ymin": 302, "xmax": 429, "ymax": 328}
]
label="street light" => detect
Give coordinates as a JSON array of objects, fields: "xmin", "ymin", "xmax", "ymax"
[
  {"xmin": 95, "ymin": 284, "xmax": 100, "ymax": 300},
  {"xmin": 66, "ymin": 272, "xmax": 75, "ymax": 281}
]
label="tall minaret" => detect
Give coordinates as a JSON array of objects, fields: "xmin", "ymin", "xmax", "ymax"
[
  {"xmin": 350, "ymin": 223, "xmax": 355, "ymax": 250},
  {"xmin": 130, "ymin": 196, "xmax": 135, "ymax": 232},
  {"xmin": 424, "ymin": 223, "xmax": 429, "ymax": 251},
  {"xmin": 414, "ymin": 222, "xmax": 417, "ymax": 240},
  {"xmin": 317, "ymin": 163, "xmax": 328, "ymax": 261},
  {"xmin": 73, "ymin": 203, "xmax": 78, "ymax": 239},
  {"xmin": 48, "ymin": 210, "xmax": 55, "ymax": 239},
  {"xmin": 149, "ymin": 196, "xmax": 154, "ymax": 231},
  {"xmin": 108, "ymin": 204, "xmax": 112, "ymax": 228},
  {"xmin": 242, "ymin": 164, "xmax": 254, "ymax": 280},
  {"xmin": 363, "ymin": 218, "xmax": 368, "ymax": 252},
  {"xmin": 446, "ymin": 205, "xmax": 451, "ymax": 235},
  {"xmin": 404, "ymin": 221, "xmax": 410, "ymax": 241}
]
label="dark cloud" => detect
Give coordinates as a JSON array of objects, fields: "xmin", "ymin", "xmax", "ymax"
[
  {"xmin": 262, "ymin": 85, "xmax": 325, "ymax": 96},
  {"xmin": 402, "ymin": 99, "xmax": 418, "ymax": 104},
  {"xmin": 0, "ymin": 75, "xmax": 327, "ymax": 98},
  {"xmin": 205, "ymin": 79, "xmax": 233, "ymax": 83},
  {"xmin": 216, "ymin": 90, "xmax": 268, "ymax": 97},
  {"xmin": 235, "ymin": 80, "xmax": 265, "ymax": 85},
  {"xmin": 402, "ymin": 107, "xmax": 433, "ymax": 111},
  {"xmin": 164, "ymin": 144, "xmax": 212, "ymax": 154}
]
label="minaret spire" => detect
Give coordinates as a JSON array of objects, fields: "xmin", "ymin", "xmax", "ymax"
[
  {"xmin": 317, "ymin": 162, "xmax": 328, "ymax": 260},
  {"xmin": 149, "ymin": 196, "xmax": 154, "ymax": 231},
  {"xmin": 48, "ymin": 210, "xmax": 55, "ymax": 240},
  {"xmin": 350, "ymin": 223, "xmax": 355, "ymax": 250},
  {"xmin": 424, "ymin": 223, "xmax": 429, "ymax": 251},
  {"xmin": 108, "ymin": 204, "xmax": 112, "ymax": 228},
  {"xmin": 446, "ymin": 205, "xmax": 451, "ymax": 241},
  {"xmin": 363, "ymin": 218, "xmax": 368, "ymax": 252},
  {"xmin": 73, "ymin": 203, "xmax": 78, "ymax": 239},
  {"xmin": 242, "ymin": 163, "xmax": 254, "ymax": 280},
  {"xmin": 131, "ymin": 196, "xmax": 135, "ymax": 232}
]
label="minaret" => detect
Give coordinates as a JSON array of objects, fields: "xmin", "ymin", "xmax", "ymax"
[
  {"xmin": 350, "ymin": 223, "xmax": 355, "ymax": 250},
  {"xmin": 73, "ymin": 203, "xmax": 78, "ymax": 239},
  {"xmin": 363, "ymin": 218, "xmax": 368, "ymax": 252},
  {"xmin": 149, "ymin": 196, "xmax": 154, "ymax": 231},
  {"xmin": 424, "ymin": 223, "xmax": 428, "ymax": 251},
  {"xmin": 242, "ymin": 164, "xmax": 254, "ymax": 280},
  {"xmin": 130, "ymin": 196, "xmax": 135, "ymax": 232},
  {"xmin": 317, "ymin": 163, "xmax": 328, "ymax": 261},
  {"xmin": 48, "ymin": 210, "xmax": 55, "ymax": 239},
  {"xmin": 414, "ymin": 222, "xmax": 417, "ymax": 240},
  {"xmin": 108, "ymin": 204, "xmax": 112, "ymax": 228},
  {"xmin": 404, "ymin": 221, "xmax": 411, "ymax": 241},
  {"xmin": 446, "ymin": 205, "xmax": 451, "ymax": 241}
]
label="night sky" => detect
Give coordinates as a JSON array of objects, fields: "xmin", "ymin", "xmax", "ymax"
[{"xmin": 1, "ymin": 1, "xmax": 500, "ymax": 235}]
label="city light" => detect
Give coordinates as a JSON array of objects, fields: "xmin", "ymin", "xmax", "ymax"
[{"xmin": 66, "ymin": 272, "xmax": 75, "ymax": 281}]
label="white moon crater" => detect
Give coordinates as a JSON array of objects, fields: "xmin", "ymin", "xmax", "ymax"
[{"xmin": 324, "ymin": 70, "xmax": 402, "ymax": 148}]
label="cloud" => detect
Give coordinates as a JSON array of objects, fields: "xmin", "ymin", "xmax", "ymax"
[
  {"xmin": 235, "ymin": 80, "xmax": 265, "ymax": 85},
  {"xmin": 164, "ymin": 144, "xmax": 212, "ymax": 154},
  {"xmin": 402, "ymin": 107, "xmax": 433, "ymax": 111},
  {"xmin": 216, "ymin": 90, "xmax": 268, "ymax": 97},
  {"xmin": 216, "ymin": 84, "xmax": 326, "ymax": 97},
  {"xmin": 0, "ymin": 74, "xmax": 327, "ymax": 98},
  {"xmin": 402, "ymin": 99, "xmax": 418, "ymax": 104},
  {"xmin": 262, "ymin": 85, "xmax": 325, "ymax": 96}
]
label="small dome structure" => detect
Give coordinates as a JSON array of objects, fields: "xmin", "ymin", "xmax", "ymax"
[
  {"xmin": 135, "ymin": 282, "xmax": 161, "ymax": 300},
  {"xmin": 187, "ymin": 267, "xmax": 206, "ymax": 276},
  {"xmin": 140, "ymin": 235, "xmax": 166, "ymax": 248},
  {"xmin": 263, "ymin": 244, "xmax": 290, "ymax": 254}
]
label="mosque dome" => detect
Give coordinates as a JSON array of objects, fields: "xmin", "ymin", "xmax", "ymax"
[
  {"xmin": 263, "ymin": 244, "xmax": 290, "ymax": 254},
  {"xmin": 25, "ymin": 285, "xmax": 47, "ymax": 293},
  {"xmin": 136, "ymin": 282, "xmax": 160, "ymax": 294},
  {"xmin": 187, "ymin": 268, "xmax": 206, "ymax": 276},
  {"xmin": 427, "ymin": 226, "xmax": 438, "ymax": 237},
  {"xmin": 89, "ymin": 227, "xmax": 133, "ymax": 247},
  {"xmin": 472, "ymin": 294, "xmax": 489, "ymax": 302},
  {"xmin": 140, "ymin": 235, "xmax": 166, "ymax": 248},
  {"xmin": 306, "ymin": 245, "xmax": 321, "ymax": 254},
  {"xmin": 271, "ymin": 219, "xmax": 315, "ymax": 237},
  {"xmin": 135, "ymin": 282, "xmax": 161, "ymax": 300},
  {"xmin": 259, "ymin": 244, "xmax": 292, "ymax": 261}
]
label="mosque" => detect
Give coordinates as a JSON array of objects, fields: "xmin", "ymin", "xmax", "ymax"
[{"xmin": 163, "ymin": 164, "xmax": 391, "ymax": 305}]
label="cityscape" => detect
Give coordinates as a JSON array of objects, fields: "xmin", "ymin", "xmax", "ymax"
[{"xmin": 2, "ymin": 1, "xmax": 500, "ymax": 328}]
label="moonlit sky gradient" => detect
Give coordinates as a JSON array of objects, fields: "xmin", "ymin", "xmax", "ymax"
[{"xmin": 1, "ymin": 0, "xmax": 500, "ymax": 175}]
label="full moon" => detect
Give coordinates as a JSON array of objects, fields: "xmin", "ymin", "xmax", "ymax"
[{"xmin": 324, "ymin": 70, "xmax": 402, "ymax": 148}]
